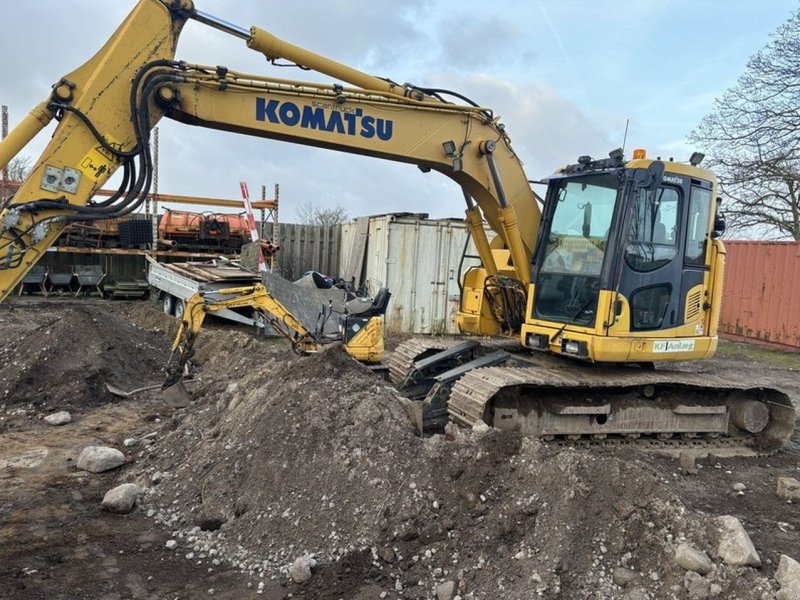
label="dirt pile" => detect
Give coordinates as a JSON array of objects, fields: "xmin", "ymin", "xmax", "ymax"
[
  {"xmin": 0, "ymin": 302, "xmax": 168, "ymax": 419},
  {"xmin": 139, "ymin": 342, "xmax": 781, "ymax": 599}
]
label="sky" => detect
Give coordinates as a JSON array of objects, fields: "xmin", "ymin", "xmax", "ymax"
[{"xmin": 2, "ymin": 0, "xmax": 797, "ymax": 222}]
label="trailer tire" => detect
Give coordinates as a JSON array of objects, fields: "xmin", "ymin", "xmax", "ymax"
[
  {"xmin": 162, "ymin": 293, "xmax": 174, "ymax": 316},
  {"xmin": 174, "ymin": 298, "xmax": 186, "ymax": 321}
]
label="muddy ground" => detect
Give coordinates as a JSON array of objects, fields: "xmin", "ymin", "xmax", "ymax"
[{"xmin": 0, "ymin": 296, "xmax": 798, "ymax": 600}]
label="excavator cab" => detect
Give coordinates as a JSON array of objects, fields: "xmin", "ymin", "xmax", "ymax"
[{"xmin": 522, "ymin": 151, "xmax": 725, "ymax": 364}]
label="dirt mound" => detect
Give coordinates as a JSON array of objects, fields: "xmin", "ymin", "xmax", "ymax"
[
  {"xmin": 140, "ymin": 344, "xmax": 779, "ymax": 599},
  {"xmin": 0, "ymin": 303, "xmax": 168, "ymax": 414}
]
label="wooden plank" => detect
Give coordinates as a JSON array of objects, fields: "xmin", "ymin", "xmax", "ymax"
[{"xmin": 343, "ymin": 217, "xmax": 369, "ymax": 284}]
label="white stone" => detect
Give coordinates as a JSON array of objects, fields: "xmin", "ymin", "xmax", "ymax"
[
  {"xmin": 777, "ymin": 477, "xmax": 800, "ymax": 501},
  {"xmin": 166, "ymin": 540, "xmax": 178, "ymax": 550},
  {"xmin": 732, "ymin": 482, "xmax": 747, "ymax": 492},
  {"xmin": 716, "ymin": 515, "xmax": 761, "ymax": 567},
  {"xmin": 776, "ymin": 555, "xmax": 800, "ymax": 599},
  {"xmin": 289, "ymin": 555, "xmax": 316, "ymax": 584},
  {"xmin": 101, "ymin": 483, "xmax": 139, "ymax": 514},
  {"xmin": 684, "ymin": 571, "xmax": 710, "ymax": 599},
  {"xmin": 76, "ymin": 446, "xmax": 125, "ymax": 473},
  {"xmin": 471, "ymin": 421, "xmax": 491, "ymax": 434},
  {"xmin": 44, "ymin": 411, "xmax": 71, "ymax": 426},
  {"xmin": 436, "ymin": 581, "xmax": 456, "ymax": 600},
  {"xmin": 675, "ymin": 543, "xmax": 713, "ymax": 575},
  {"xmin": 612, "ymin": 567, "xmax": 638, "ymax": 587}
]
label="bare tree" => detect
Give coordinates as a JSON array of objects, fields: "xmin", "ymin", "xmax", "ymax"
[
  {"xmin": 689, "ymin": 9, "xmax": 800, "ymax": 240},
  {"xmin": 295, "ymin": 200, "xmax": 348, "ymax": 226},
  {"xmin": 1, "ymin": 156, "xmax": 33, "ymax": 207},
  {"xmin": 6, "ymin": 156, "xmax": 32, "ymax": 182}
]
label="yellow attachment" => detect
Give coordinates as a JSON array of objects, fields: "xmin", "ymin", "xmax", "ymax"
[
  {"xmin": 465, "ymin": 206, "xmax": 498, "ymax": 277},
  {"xmin": 497, "ymin": 205, "xmax": 531, "ymax": 285},
  {"xmin": 343, "ymin": 316, "xmax": 385, "ymax": 364}
]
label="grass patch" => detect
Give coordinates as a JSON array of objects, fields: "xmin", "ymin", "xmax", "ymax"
[{"xmin": 717, "ymin": 338, "xmax": 800, "ymax": 369}]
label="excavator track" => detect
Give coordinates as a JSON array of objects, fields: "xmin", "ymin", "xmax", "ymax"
[
  {"xmin": 448, "ymin": 366, "xmax": 795, "ymax": 456},
  {"xmin": 387, "ymin": 338, "xmax": 465, "ymax": 386},
  {"xmin": 390, "ymin": 339, "xmax": 796, "ymax": 456}
]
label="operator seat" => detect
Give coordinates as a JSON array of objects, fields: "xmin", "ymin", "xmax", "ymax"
[{"xmin": 346, "ymin": 287, "xmax": 391, "ymax": 318}]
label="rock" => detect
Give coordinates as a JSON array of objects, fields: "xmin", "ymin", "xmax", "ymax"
[
  {"xmin": 151, "ymin": 471, "xmax": 165, "ymax": 484},
  {"xmin": 732, "ymin": 482, "xmax": 747, "ymax": 492},
  {"xmin": 378, "ymin": 546, "xmax": 396, "ymax": 564},
  {"xmin": 289, "ymin": 555, "xmax": 316, "ymax": 584},
  {"xmin": 675, "ymin": 543, "xmax": 713, "ymax": 575},
  {"xmin": 775, "ymin": 555, "xmax": 800, "ymax": 599},
  {"xmin": 684, "ymin": 571, "xmax": 711, "ymax": 599},
  {"xmin": 613, "ymin": 567, "xmax": 639, "ymax": 587},
  {"xmin": 709, "ymin": 583, "xmax": 722, "ymax": 597},
  {"xmin": 716, "ymin": 515, "xmax": 761, "ymax": 567},
  {"xmin": 76, "ymin": 446, "xmax": 126, "ymax": 473},
  {"xmin": 123, "ymin": 438, "xmax": 137, "ymax": 447},
  {"xmin": 777, "ymin": 477, "xmax": 800, "ymax": 501},
  {"xmin": 471, "ymin": 421, "xmax": 491, "ymax": 435},
  {"xmin": 44, "ymin": 411, "xmax": 71, "ymax": 426},
  {"xmin": 101, "ymin": 483, "xmax": 139, "ymax": 514},
  {"xmin": 679, "ymin": 452, "xmax": 699, "ymax": 476},
  {"xmin": 436, "ymin": 581, "xmax": 456, "ymax": 600},
  {"xmin": 165, "ymin": 540, "xmax": 178, "ymax": 549}
]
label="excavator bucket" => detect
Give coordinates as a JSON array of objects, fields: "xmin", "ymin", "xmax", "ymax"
[{"xmin": 160, "ymin": 380, "xmax": 191, "ymax": 408}]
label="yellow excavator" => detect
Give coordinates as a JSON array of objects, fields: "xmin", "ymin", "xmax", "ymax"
[
  {"xmin": 161, "ymin": 283, "xmax": 387, "ymax": 403},
  {"xmin": 0, "ymin": 0, "xmax": 793, "ymax": 453}
]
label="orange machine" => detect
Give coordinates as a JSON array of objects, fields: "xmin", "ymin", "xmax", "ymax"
[{"xmin": 158, "ymin": 209, "xmax": 277, "ymax": 254}]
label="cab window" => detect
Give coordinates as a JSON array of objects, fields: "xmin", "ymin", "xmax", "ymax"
[
  {"xmin": 685, "ymin": 186, "xmax": 711, "ymax": 266},
  {"xmin": 625, "ymin": 186, "xmax": 680, "ymax": 272}
]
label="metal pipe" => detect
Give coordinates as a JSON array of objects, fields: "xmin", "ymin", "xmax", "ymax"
[
  {"xmin": 0, "ymin": 101, "xmax": 54, "ymax": 172},
  {"xmin": 247, "ymin": 27, "xmax": 405, "ymax": 97},
  {"xmin": 192, "ymin": 10, "xmax": 250, "ymax": 40},
  {"xmin": 481, "ymin": 141, "xmax": 508, "ymax": 208}
]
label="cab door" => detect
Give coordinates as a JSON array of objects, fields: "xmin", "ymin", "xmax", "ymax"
[{"xmin": 616, "ymin": 182, "xmax": 685, "ymax": 333}]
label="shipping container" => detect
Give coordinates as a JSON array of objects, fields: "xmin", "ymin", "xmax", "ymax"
[
  {"xmin": 719, "ymin": 241, "xmax": 800, "ymax": 349},
  {"xmin": 339, "ymin": 214, "xmax": 490, "ymax": 334}
]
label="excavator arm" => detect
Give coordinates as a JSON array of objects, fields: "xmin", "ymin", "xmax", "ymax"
[
  {"xmin": 164, "ymin": 284, "xmax": 320, "ymax": 389},
  {"xmin": 0, "ymin": 0, "xmax": 539, "ymax": 338},
  {"xmin": 163, "ymin": 283, "xmax": 384, "ymax": 391}
]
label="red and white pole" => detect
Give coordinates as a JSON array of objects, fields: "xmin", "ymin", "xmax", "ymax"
[{"xmin": 239, "ymin": 181, "xmax": 267, "ymax": 273}]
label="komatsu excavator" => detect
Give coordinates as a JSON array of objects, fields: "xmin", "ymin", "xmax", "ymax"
[{"xmin": 0, "ymin": 0, "xmax": 793, "ymax": 454}]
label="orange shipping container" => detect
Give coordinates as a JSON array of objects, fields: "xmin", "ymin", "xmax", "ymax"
[{"xmin": 720, "ymin": 241, "xmax": 800, "ymax": 349}]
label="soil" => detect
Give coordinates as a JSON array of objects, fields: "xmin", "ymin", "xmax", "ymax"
[{"xmin": 0, "ymin": 296, "xmax": 798, "ymax": 599}]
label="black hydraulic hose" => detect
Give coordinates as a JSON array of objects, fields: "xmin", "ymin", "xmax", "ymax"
[
  {"xmin": 415, "ymin": 86, "xmax": 492, "ymax": 120},
  {"xmin": 91, "ymin": 158, "xmax": 133, "ymax": 207}
]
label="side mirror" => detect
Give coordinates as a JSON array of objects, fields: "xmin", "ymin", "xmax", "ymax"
[
  {"xmin": 712, "ymin": 197, "xmax": 726, "ymax": 238},
  {"xmin": 632, "ymin": 160, "xmax": 665, "ymax": 191}
]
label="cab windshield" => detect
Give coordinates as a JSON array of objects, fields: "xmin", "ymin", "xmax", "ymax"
[
  {"xmin": 541, "ymin": 172, "xmax": 619, "ymax": 275},
  {"xmin": 534, "ymin": 172, "xmax": 619, "ymax": 325}
]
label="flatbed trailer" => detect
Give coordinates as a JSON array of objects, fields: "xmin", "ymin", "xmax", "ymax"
[{"xmin": 146, "ymin": 255, "xmax": 262, "ymax": 327}]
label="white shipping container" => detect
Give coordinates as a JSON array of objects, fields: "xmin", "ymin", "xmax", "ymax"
[{"xmin": 339, "ymin": 214, "xmax": 493, "ymax": 334}]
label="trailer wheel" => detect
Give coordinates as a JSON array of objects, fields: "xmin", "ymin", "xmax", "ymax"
[
  {"xmin": 162, "ymin": 293, "xmax": 174, "ymax": 316},
  {"xmin": 174, "ymin": 298, "xmax": 186, "ymax": 321}
]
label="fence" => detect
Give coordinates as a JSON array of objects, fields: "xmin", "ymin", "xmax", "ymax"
[
  {"xmin": 719, "ymin": 241, "xmax": 800, "ymax": 349},
  {"xmin": 264, "ymin": 222, "xmax": 339, "ymax": 281}
]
